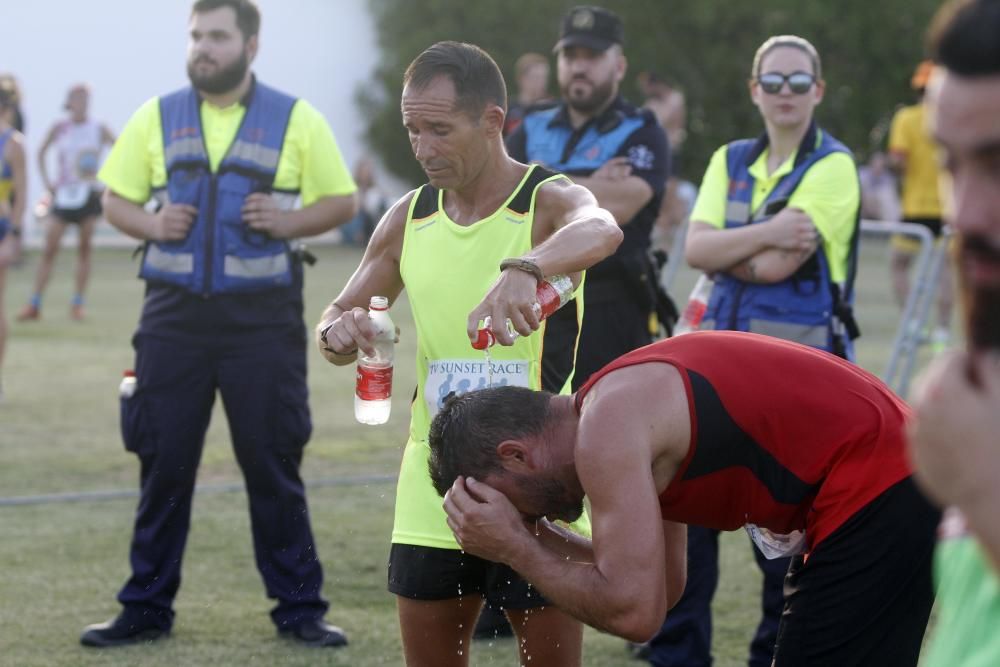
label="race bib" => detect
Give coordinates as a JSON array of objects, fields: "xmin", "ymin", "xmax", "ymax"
[
  {"xmin": 54, "ymin": 183, "xmax": 91, "ymax": 209},
  {"xmin": 425, "ymin": 357, "xmax": 530, "ymax": 417},
  {"xmin": 745, "ymin": 523, "xmax": 807, "ymax": 560}
]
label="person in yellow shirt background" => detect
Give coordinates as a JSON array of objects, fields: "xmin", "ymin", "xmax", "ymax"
[
  {"xmin": 888, "ymin": 60, "xmax": 953, "ymax": 351},
  {"xmin": 78, "ymin": 0, "xmax": 358, "ymax": 650}
]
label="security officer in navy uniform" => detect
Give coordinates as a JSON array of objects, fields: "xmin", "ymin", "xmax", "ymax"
[
  {"xmin": 507, "ymin": 5, "xmax": 672, "ymax": 389},
  {"xmin": 79, "ymin": 0, "xmax": 357, "ymax": 649}
]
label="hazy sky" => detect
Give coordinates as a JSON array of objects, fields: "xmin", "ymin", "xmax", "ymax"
[{"xmin": 2, "ymin": 0, "xmax": 381, "ymax": 238}]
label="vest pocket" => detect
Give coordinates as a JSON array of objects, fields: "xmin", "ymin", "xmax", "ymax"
[{"xmin": 217, "ymin": 179, "xmax": 292, "ymax": 288}]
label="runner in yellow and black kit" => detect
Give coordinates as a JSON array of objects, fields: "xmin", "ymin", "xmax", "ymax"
[
  {"xmin": 315, "ymin": 42, "xmax": 621, "ymax": 667},
  {"xmin": 0, "ymin": 81, "xmax": 27, "ymax": 401}
]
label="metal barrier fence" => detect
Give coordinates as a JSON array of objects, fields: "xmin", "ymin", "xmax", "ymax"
[{"xmin": 861, "ymin": 219, "xmax": 951, "ymax": 397}]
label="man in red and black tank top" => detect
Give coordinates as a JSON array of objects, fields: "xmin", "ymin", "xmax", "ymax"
[{"xmin": 432, "ymin": 331, "xmax": 938, "ymax": 667}]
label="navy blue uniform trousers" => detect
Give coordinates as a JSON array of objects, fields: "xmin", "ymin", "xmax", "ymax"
[
  {"xmin": 646, "ymin": 526, "xmax": 789, "ymax": 667},
  {"xmin": 117, "ymin": 332, "xmax": 327, "ymax": 630}
]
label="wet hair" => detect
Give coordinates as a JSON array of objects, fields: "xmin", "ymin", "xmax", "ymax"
[
  {"xmin": 428, "ymin": 386, "xmax": 553, "ymax": 497},
  {"xmin": 404, "ymin": 41, "xmax": 508, "ymax": 118},
  {"xmin": 751, "ymin": 35, "xmax": 822, "ymax": 79},
  {"xmin": 191, "ymin": 0, "xmax": 260, "ymax": 39},
  {"xmin": 929, "ymin": 0, "xmax": 1000, "ymax": 76}
]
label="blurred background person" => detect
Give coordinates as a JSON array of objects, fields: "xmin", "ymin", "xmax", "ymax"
[
  {"xmin": 858, "ymin": 149, "xmax": 901, "ymax": 223},
  {"xmin": 18, "ymin": 84, "xmax": 115, "ymax": 321},
  {"xmin": 638, "ymin": 70, "xmax": 694, "ymax": 259},
  {"xmin": 502, "ymin": 51, "xmax": 554, "ymax": 137},
  {"xmin": 0, "ymin": 79, "xmax": 28, "ymax": 400},
  {"xmin": 0, "ymin": 73, "xmax": 26, "ymax": 133},
  {"xmin": 909, "ymin": 1, "xmax": 1000, "ymax": 665},
  {"xmin": 0, "ymin": 74, "xmax": 26, "ymax": 268},
  {"xmin": 888, "ymin": 60, "xmax": 953, "ymax": 351},
  {"xmin": 337, "ymin": 155, "xmax": 387, "ymax": 247},
  {"xmin": 637, "ymin": 70, "xmax": 686, "ymax": 155}
]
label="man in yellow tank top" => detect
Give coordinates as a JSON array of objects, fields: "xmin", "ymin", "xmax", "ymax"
[{"xmin": 315, "ymin": 42, "xmax": 621, "ymax": 667}]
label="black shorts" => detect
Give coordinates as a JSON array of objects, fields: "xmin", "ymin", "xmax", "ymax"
[
  {"xmin": 905, "ymin": 217, "xmax": 943, "ymax": 237},
  {"xmin": 52, "ymin": 190, "xmax": 102, "ymax": 223},
  {"xmin": 388, "ymin": 543, "xmax": 550, "ymax": 610},
  {"xmin": 773, "ymin": 477, "xmax": 939, "ymax": 667}
]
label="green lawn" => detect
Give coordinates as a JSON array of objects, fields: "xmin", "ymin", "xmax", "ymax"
[{"xmin": 0, "ymin": 239, "xmax": 937, "ymax": 666}]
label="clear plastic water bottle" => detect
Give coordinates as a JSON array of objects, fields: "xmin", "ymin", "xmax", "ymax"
[
  {"xmin": 119, "ymin": 370, "xmax": 137, "ymax": 398},
  {"xmin": 472, "ymin": 274, "xmax": 575, "ymax": 350},
  {"xmin": 355, "ymin": 296, "xmax": 395, "ymax": 425},
  {"xmin": 673, "ymin": 274, "xmax": 715, "ymax": 336}
]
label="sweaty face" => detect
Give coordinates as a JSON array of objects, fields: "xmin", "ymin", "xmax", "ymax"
[
  {"xmin": 928, "ymin": 70, "xmax": 1000, "ymax": 350},
  {"xmin": 401, "ymin": 76, "xmax": 488, "ymax": 189},
  {"xmin": 494, "ymin": 470, "xmax": 584, "ymax": 524},
  {"xmin": 186, "ymin": 7, "xmax": 252, "ymax": 95},
  {"xmin": 557, "ymin": 45, "xmax": 622, "ymax": 115},
  {"xmin": 751, "ymin": 46, "xmax": 823, "ymax": 130}
]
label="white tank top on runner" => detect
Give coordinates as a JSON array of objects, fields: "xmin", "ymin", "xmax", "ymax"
[{"xmin": 53, "ymin": 120, "xmax": 103, "ymax": 208}]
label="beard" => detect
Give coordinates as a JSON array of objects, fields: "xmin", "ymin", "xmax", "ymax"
[
  {"xmin": 958, "ymin": 234, "xmax": 1000, "ymax": 352},
  {"xmin": 187, "ymin": 51, "xmax": 249, "ymax": 95},
  {"xmin": 517, "ymin": 473, "xmax": 584, "ymax": 524},
  {"xmin": 561, "ymin": 75, "xmax": 616, "ymax": 115}
]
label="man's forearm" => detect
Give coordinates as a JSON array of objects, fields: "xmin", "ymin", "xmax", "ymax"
[
  {"xmin": 727, "ymin": 246, "xmax": 814, "ymax": 283},
  {"xmin": 528, "ymin": 207, "xmax": 622, "ymax": 278},
  {"xmin": 685, "ymin": 223, "xmax": 771, "ymax": 273},
  {"xmin": 506, "ymin": 535, "xmax": 661, "ymax": 642},
  {"xmin": 103, "ymin": 192, "xmax": 156, "ymax": 240}
]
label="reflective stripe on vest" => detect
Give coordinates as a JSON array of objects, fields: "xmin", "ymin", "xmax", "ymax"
[
  {"xmin": 140, "ymin": 81, "xmax": 300, "ymax": 294},
  {"xmin": 703, "ymin": 126, "xmax": 857, "ymax": 355}
]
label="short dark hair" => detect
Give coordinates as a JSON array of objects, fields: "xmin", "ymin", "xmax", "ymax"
[
  {"xmin": 403, "ymin": 41, "xmax": 508, "ymax": 118},
  {"xmin": 929, "ymin": 0, "xmax": 1000, "ymax": 76},
  {"xmin": 428, "ymin": 386, "xmax": 552, "ymax": 497},
  {"xmin": 191, "ymin": 0, "xmax": 260, "ymax": 39}
]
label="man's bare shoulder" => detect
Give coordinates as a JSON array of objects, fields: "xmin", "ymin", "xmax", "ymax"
[
  {"xmin": 579, "ymin": 360, "xmax": 691, "ymax": 472},
  {"xmin": 583, "ymin": 360, "xmax": 685, "ymax": 412},
  {"xmin": 532, "ymin": 178, "xmax": 600, "ymax": 232},
  {"xmin": 365, "ymin": 188, "xmax": 420, "ymax": 257},
  {"xmin": 378, "ymin": 188, "xmax": 420, "ymax": 232},
  {"xmin": 534, "ymin": 177, "xmax": 597, "ymax": 211}
]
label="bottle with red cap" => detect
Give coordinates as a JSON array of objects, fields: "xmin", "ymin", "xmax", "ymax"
[
  {"xmin": 355, "ymin": 296, "xmax": 395, "ymax": 425},
  {"xmin": 472, "ymin": 275, "xmax": 575, "ymax": 350},
  {"xmin": 119, "ymin": 370, "xmax": 137, "ymax": 399},
  {"xmin": 673, "ymin": 274, "xmax": 715, "ymax": 336}
]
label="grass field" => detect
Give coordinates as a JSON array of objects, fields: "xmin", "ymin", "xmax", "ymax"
[{"xmin": 0, "ymin": 237, "xmax": 938, "ymax": 666}]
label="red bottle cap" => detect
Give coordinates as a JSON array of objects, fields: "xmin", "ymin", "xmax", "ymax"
[{"xmin": 471, "ymin": 328, "xmax": 495, "ymax": 350}]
